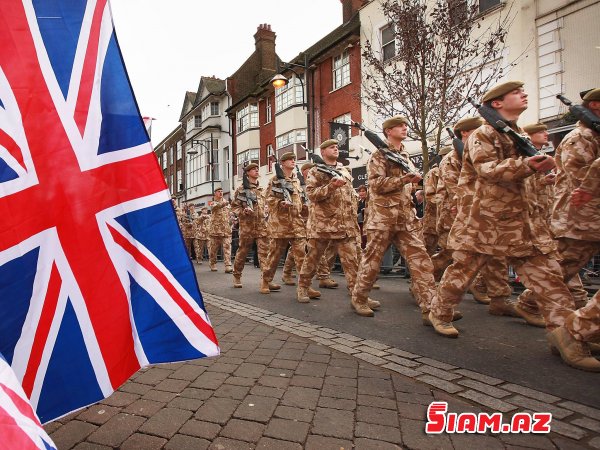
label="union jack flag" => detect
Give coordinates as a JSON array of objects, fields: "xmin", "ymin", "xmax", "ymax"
[
  {"xmin": 0, "ymin": 353, "xmax": 57, "ymax": 450},
  {"xmin": 0, "ymin": 0, "xmax": 219, "ymax": 424}
]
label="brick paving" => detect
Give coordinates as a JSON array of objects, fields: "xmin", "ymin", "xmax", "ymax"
[{"xmin": 46, "ymin": 295, "xmax": 600, "ymax": 449}]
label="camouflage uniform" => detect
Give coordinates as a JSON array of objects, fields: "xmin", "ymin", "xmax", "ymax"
[
  {"xmin": 298, "ymin": 165, "xmax": 360, "ymax": 291},
  {"xmin": 422, "ymin": 166, "xmax": 439, "ymax": 255},
  {"xmin": 208, "ymin": 198, "xmax": 232, "ymax": 269},
  {"xmin": 181, "ymin": 207, "xmax": 195, "ymax": 257},
  {"xmin": 231, "ymin": 183, "xmax": 269, "ymax": 278},
  {"xmin": 262, "ymin": 174, "xmax": 307, "ymax": 284},
  {"xmin": 432, "ymin": 123, "xmax": 576, "ymax": 329},
  {"xmin": 192, "ymin": 210, "xmax": 210, "ymax": 263},
  {"xmin": 352, "ymin": 143, "xmax": 436, "ymax": 312}
]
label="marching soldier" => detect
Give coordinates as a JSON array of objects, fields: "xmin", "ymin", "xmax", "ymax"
[
  {"xmin": 181, "ymin": 204, "xmax": 194, "ymax": 257},
  {"xmin": 261, "ymin": 152, "xmax": 308, "ymax": 295},
  {"xmin": 192, "ymin": 206, "xmax": 210, "ymax": 264},
  {"xmin": 422, "ymin": 155, "xmax": 443, "ymax": 255},
  {"xmin": 231, "ymin": 163, "xmax": 269, "ymax": 288},
  {"xmin": 351, "ymin": 117, "xmax": 437, "ymax": 319},
  {"xmin": 297, "ymin": 139, "xmax": 376, "ymax": 308},
  {"xmin": 208, "ymin": 187, "xmax": 233, "ymax": 273},
  {"xmin": 429, "ymin": 82, "xmax": 581, "ymax": 360}
]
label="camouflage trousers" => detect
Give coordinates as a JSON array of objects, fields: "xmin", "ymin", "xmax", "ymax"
[
  {"xmin": 263, "ymin": 238, "xmax": 306, "ymax": 283},
  {"xmin": 353, "ymin": 229, "xmax": 436, "ymax": 311},
  {"xmin": 566, "ymin": 290, "xmax": 600, "ymax": 343},
  {"xmin": 208, "ymin": 235, "xmax": 232, "ymax": 268},
  {"xmin": 433, "ymin": 250, "xmax": 575, "ymax": 328},
  {"xmin": 233, "ymin": 235, "xmax": 269, "ymax": 278},
  {"xmin": 193, "ymin": 239, "xmax": 208, "ymax": 262},
  {"xmin": 184, "ymin": 237, "xmax": 193, "ymax": 257},
  {"xmin": 423, "ymin": 232, "xmax": 438, "ymax": 256},
  {"xmin": 431, "ymin": 231, "xmax": 453, "ymax": 281},
  {"xmin": 517, "ymin": 275, "xmax": 588, "ymax": 314},
  {"xmin": 299, "ymin": 237, "xmax": 358, "ymax": 290},
  {"xmin": 478, "ymin": 257, "xmax": 512, "ymax": 298}
]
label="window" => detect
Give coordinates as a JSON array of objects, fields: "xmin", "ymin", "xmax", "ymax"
[
  {"xmin": 161, "ymin": 152, "xmax": 167, "ymax": 169},
  {"xmin": 332, "ymin": 113, "xmax": 351, "ymax": 125},
  {"xmin": 199, "ymin": 139, "xmax": 219, "ymax": 182},
  {"xmin": 176, "ymin": 141, "xmax": 182, "ymax": 160},
  {"xmin": 202, "ymin": 102, "xmax": 220, "ymax": 121},
  {"xmin": 381, "ymin": 24, "xmax": 396, "ymax": 62},
  {"xmin": 237, "ymin": 103, "xmax": 259, "ymax": 133},
  {"xmin": 267, "ymin": 144, "xmax": 274, "ymax": 172},
  {"xmin": 275, "ymin": 76, "xmax": 304, "ymax": 112},
  {"xmin": 194, "ymin": 115, "xmax": 202, "ymax": 128},
  {"xmin": 265, "ymin": 97, "xmax": 272, "ymax": 123},
  {"xmin": 237, "ymin": 149, "xmax": 259, "ymax": 175},
  {"xmin": 176, "ymin": 168, "xmax": 182, "ymax": 192},
  {"xmin": 478, "ymin": 0, "xmax": 501, "ymax": 13},
  {"xmin": 275, "ymin": 129, "xmax": 306, "ymax": 160},
  {"xmin": 167, "ymin": 149, "xmax": 172, "ymax": 165},
  {"xmin": 333, "ymin": 50, "xmax": 351, "ymax": 90},
  {"xmin": 448, "ymin": 0, "xmax": 468, "ymax": 26},
  {"xmin": 187, "ymin": 151, "xmax": 201, "ymax": 188},
  {"xmin": 186, "ymin": 116, "xmax": 200, "ymax": 131},
  {"xmin": 223, "ymin": 147, "xmax": 230, "ymax": 181}
]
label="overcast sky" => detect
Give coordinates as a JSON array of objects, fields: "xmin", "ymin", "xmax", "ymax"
[{"xmin": 109, "ymin": 0, "xmax": 344, "ymax": 145}]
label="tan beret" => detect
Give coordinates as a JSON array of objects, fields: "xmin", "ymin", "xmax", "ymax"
[
  {"xmin": 214, "ymin": 187, "xmax": 223, "ymax": 192},
  {"xmin": 438, "ymin": 145, "xmax": 453, "ymax": 156},
  {"xmin": 582, "ymin": 88, "xmax": 600, "ymax": 102},
  {"xmin": 301, "ymin": 162, "xmax": 315, "ymax": 171},
  {"xmin": 453, "ymin": 116, "xmax": 483, "ymax": 133},
  {"xmin": 482, "ymin": 81, "xmax": 524, "ymax": 102},
  {"xmin": 382, "ymin": 115, "xmax": 409, "ymax": 130},
  {"xmin": 319, "ymin": 139, "xmax": 338, "ymax": 149},
  {"xmin": 280, "ymin": 152, "xmax": 296, "ymax": 161},
  {"xmin": 243, "ymin": 162, "xmax": 258, "ymax": 171},
  {"xmin": 522, "ymin": 123, "xmax": 548, "ymax": 135}
]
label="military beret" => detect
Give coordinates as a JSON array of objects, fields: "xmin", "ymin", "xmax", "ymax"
[
  {"xmin": 453, "ymin": 116, "xmax": 483, "ymax": 133},
  {"xmin": 301, "ymin": 162, "xmax": 315, "ymax": 171},
  {"xmin": 356, "ymin": 184, "xmax": 367, "ymax": 192},
  {"xmin": 522, "ymin": 123, "xmax": 548, "ymax": 134},
  {"xmin": 243, "ymin": 163, "xmax": 258, "ymax": 171},
  {"xmin": 582, "ymin": 88, "xmax": 600, "ymax": 102},
  {"xmin": 438, "ymin": 146, "xmax": 453, "ymax": 156},
  {"xmin": 214, "ymin": 187, "xmax": 223, "ymax": 192},
  {"xmin": 382, "ymin": 115, "xmax": 409, "ymax": 130},
  {"xmin": 482, "ymin": 81, "xmax": 524, "ymax": 102},
  {"xmin": 280, "ymin": 152, "xmax": 296, "ymax": 161},
  {"xmin": 319, "ymin": 139, "xmax": 338, "ymax": 149}
]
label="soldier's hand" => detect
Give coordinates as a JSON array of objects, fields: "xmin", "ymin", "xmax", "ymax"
[
  {"xmin": 280, "ymin": 201, "xmax": 291, "ymax": 208},
  {"xmin": 542, "ymin": 173, "xmax": 556, "ymax": 185},
  {"xmin": 526, "ymin": 155, "xmax": 555, "ymax": 173},
  {"xmin": 401, "ymin": 173, "xmax": 422, "ymax": 184},
  {"xmin": 243, "ymin": 207, "xmax": 253, "ymax": 215},
  {"xmin": 571, "ymin": 188, "xmax": 594, "ymax": 207},
  {"xmin": 330, "ymin": 177, "xmax": 346, "ymax": 188}
]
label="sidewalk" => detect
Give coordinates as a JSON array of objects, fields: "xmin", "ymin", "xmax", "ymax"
[{"xmin": 45, "ymin": 293, "xmax": 600, "ymax": 449}]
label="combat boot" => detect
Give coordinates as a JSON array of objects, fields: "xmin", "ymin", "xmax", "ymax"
[
  {"xmin": 319, "ymin": 278, "xmax": 338, "ymax": 289},
  {"xmin": 233, "ymin": 276, "xmax": 242, "ymax": 288},
  {"xmin": 367, "ymin": 298, "xmax": 381, "ymax": 310},
  {"xmin": 296, "ymin": 287, "xmax": 310, "ymax": 303},
  {"xmin": 307, "ymin": 287, "xmax": 321, "ymax": 299},
  {"xmin": 548, "ymin": 326, "xmax": 600, "ymax": 372},
  {"xmin": 428, "ymin": 312, "xmax": 459, "ymax": 338},
  {"xmin": 225, "ymin": 266, "xmax": 233, "ymax": 274},
  {"xmin": 268, "ymin": 282, "xmax": 281, "ymax": 291},
  {"xmin": 468, "ymin": 286, "xmax": 491, "ymax": 305},
  {"xmin": 422, "ymin": 310, "xmax": 462, "ymax": 326},
  {"xmin": 372, "ymin": 283, "xmax": 380, "ymax": 290},
  {"xmin": 209, "ymin": 264, "xmax": 217, "ymax": 272},
  {"xmin": 488, "ymin": 297, "xmax": 519, "ymax": 317},
  {"xmin": 281, "ymin": 275, "xmax": 296, "ymax": 286},
  {"xmin": 260, "ymin": 279, "xmax": 271, "ymax": 294},
  {"xmin": 514, "ymin": 304, "xmax": 545, "ymax": 328},
  {"xmin": 351, "ymin": 297, "xmax": 374, "ymax": 317}
]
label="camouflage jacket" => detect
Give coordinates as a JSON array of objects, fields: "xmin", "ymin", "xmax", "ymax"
[
  {"xmin": 231, "ymin": 182, "xmax": 268, "ymax": 238},
  {"xmin": 181, "ymin": 208, "xmax": 194, "ymax": 239},
  {"xmin": 525, "ymin": 172, "xmax": 554, "ymax": 226},
  {"xmin": 305, "ymin": 165, "xmax": 359, "ymax": 239},
  {"xmin": 447, "ymin": 123, "xmax": 555, "ymax": 257},
  {"xmin": 423, "ymin": 166, "xmax": 439, "ymax": 235},
  {"xmin": 551, "ymin": 122, "xmax": 600, "ymax": 241},
  {"xmin": 265, "ymin": 174, "xmax": 306, "ymax": 238},
  {"xmin": 208, "ymin": 199, "xmax": 232, "ymax": 237},
  {"xmin": 436, "ymin": 149, "xmax": 462, "ymax": 234},
  {"xmin": 192, "ymin": 212, "xmax": 210, "ymax": 238},
  {"xmin": 365, "ymin": 143, "xmax": 421, "ymax": 232}
]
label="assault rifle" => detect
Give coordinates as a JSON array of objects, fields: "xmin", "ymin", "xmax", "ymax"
[
  {"xmin": 352, "ymin": 122, "xmax": 419, "ymax": 175},
  {"xmin": 467, "ymin": 97, "xmax": 541, "ymax": 158},
  {"xmin": 308, "ymin": 153, "xmax": 344, "ymax": 178},
  {"xmin": 295, "ymin": 166, "xmax": 308, "ymax": 204},
  {"xmin": 237, "ymin": 169, "xmax": 257, "ymax": 211},
  {"xmin": 272, "ymin": 161, "xmax": 294, "ymax": 204},
  {"xmin": 556, "ymin": 95, "xmax": 600, "ymax": 133},
  {"xmin": 445, "ymin": 127, "xmax": 464, "ymax": 159}
]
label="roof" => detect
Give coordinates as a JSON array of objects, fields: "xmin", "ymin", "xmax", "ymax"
[
  {"xmin": 179, "ymin": 91, "xmax": 197, "ymax": 120},
  {"xmin": 194, "ymin": 76, "xmax": 226, "ymax": 106}
]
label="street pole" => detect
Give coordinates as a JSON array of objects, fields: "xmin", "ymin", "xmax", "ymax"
[{"xmin": 210, "ymin": 132, "xmax": 214, "ymax": 196}]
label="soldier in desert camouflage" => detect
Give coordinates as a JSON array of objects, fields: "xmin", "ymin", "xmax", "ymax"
[
  {"xmin": 422, "ymin": 154, "xmax": 443, "ymax": 255},
  {"xmin": 208, "ymin": 187, "xmax": 232, "ymax": 273},
  {"xmin": 297, "ymin": 139, "xmax": 379, "ymax": 310},
  {"xmin": 261, "ymin": 152, "xmax": 308, "ymax": 295},
  {"xmin": 230, "ymin": 163, "xmax": 269, "ymax": 288},
  {"xmin": 429, "ymin": 82, "xmax": 595, "ymax": 368},
  {"xmin": 351, "ymin": 117, "xmax": 439, "ymax": 320},
  {"xmin": 192, "ymin": 206, "xmax": 210, "ymax": 265}
]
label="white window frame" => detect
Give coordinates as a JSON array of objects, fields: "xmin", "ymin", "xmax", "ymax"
[
  {"xmin": 237, "ymin": 149, "xmax": 259, "ymax": 176},
  {"xmin": 265, "ymin": 97, "xmax": 272, "ymax": 123},
  {"xmin": 332, "ymin": 113, "xmax": 352, "ymax": 125},
  {"xmin": 176, "ymin": 141, "xmax": 182, "ymax": 161},
  {"xmin": 333, "ymin": 50, "xmax": 351, "ymax": 90},
  {"xmin": 381, "ymin": 23, "xmax": 396, "ymax": 62},
  {"xmin": 236, "ymin": 103, "xmax": 259, "ymax": 133},
  {"xmin": 275, "ymin": 76, "xmax": 304, "ymax": 112}
]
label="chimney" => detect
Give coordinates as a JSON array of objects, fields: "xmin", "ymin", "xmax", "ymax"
[
  {"xmin": 340, "ymin": 0, "xmax": 363, "ymax": 23},
  {"xmin": 254, "ymin": 23, "xmax": 276, "ymax": 73}
]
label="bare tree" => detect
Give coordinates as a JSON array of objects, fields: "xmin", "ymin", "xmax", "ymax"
[{"xmin": 362, "ymin": 0, "xmax": 523, "ymax": 172}]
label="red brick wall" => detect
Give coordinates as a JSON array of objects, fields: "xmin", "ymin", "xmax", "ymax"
[{"xmin": 259, "ymin": 92, "xmax": 276, "ymax": 167}]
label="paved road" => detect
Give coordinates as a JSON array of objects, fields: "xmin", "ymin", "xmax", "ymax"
[{"xmin": 196, "ymin": 264, "xmax": 600, "ymax": 409}]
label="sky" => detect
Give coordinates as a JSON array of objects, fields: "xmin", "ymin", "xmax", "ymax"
[{"xmin": 109, "ymin": 0, "xmax": 345, "ymax": 145}]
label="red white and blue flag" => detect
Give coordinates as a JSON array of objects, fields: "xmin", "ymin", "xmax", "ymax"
[
  {"xmin": 0, "ymin": 0, "xmax": 219, "ymax": 424},
  {"xmin": 0, "ymin": 353, "xmax": 57, "ymax": 450}
]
